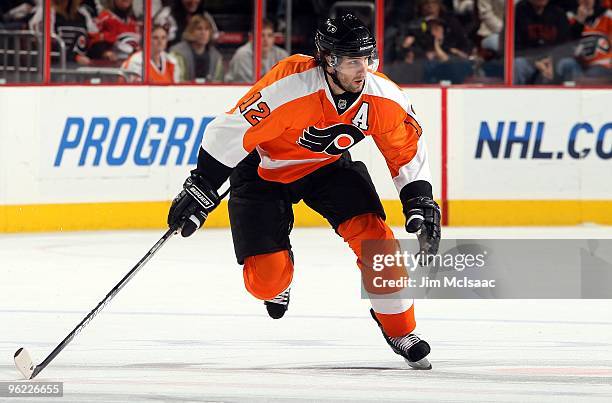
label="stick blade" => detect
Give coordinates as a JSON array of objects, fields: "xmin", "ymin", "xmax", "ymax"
[{"xmin": 14, "ymin": 348, "xmax": 35, "ymax": 379}]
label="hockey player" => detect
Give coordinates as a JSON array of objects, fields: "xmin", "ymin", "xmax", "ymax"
[{"xmin": 167, "ymin": 14, "xmax": 440, "ymax": 370}]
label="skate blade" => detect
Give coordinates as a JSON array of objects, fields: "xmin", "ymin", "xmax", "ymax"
[
  {"xmin": 14, "ymin": 348, "xmax": 35, "ymax": 379},
  {"xmin": 405, "ymin": 357, "xmax": 432, "ymax": 370}
]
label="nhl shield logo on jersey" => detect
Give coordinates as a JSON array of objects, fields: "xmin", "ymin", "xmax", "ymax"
[{"xmin": 297, "ymin": 123, "xmax": 365, "ymax": 155}]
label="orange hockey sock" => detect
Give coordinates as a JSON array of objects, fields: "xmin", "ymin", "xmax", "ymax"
[
  {"xmin": 338, "ymin": 213, "xmax": 416, "ymax": 337},
  {"xmin": 372, "ymin": 306, "xmax": 416, "ymax": 337}
]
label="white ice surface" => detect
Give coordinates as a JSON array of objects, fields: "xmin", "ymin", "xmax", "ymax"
[{"xmin": 1, "ymin": 226, "xmax": 612, "ymax": 402}]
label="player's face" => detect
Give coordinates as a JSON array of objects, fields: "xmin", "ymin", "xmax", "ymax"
[
  {"xmin": 330, "ymin": 56, "xmax": 369, "ymax": 93},
  {"xmin": 151, "ymin": 28, "xmax": 168, "ymax": 55}
]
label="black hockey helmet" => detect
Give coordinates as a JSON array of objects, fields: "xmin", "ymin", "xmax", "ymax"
[{"xmin": 315, "ymin": 14, "xmax": 377, "ymax": 62}]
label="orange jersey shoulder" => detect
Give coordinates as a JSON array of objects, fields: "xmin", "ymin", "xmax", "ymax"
[{"xmin": 202, "ymin": 64, "xmax": 429, "ymax": 188}]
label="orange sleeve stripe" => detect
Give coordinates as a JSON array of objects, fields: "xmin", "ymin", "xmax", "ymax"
[{"xmin": 363, "ymin": 89, "xmax": 424, "ymax": 180}]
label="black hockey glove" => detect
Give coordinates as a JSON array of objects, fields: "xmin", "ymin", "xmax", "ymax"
[
  {"xmin": 403, "ymin": 196, "xmax": 441, "ymax": 255},
  {"xmin": 168, "ymin": 173, "xmax": 220, "ymax": 237}
]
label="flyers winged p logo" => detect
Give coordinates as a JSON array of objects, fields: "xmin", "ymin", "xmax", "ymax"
[{"xmin": 297, "ymin": 123, "xmax": 365, "ymax": 155}]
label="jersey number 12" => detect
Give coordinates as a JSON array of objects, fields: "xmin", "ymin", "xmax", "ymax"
[{"xmin": 239, "ymin": 92, "xmax": 270, "ymax": 126}]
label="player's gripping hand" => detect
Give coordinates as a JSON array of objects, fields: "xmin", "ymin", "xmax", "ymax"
[
  {"xmin": 168, "ymin": 173, "xmax": 220, "ymax": 237},
  {"xmin": 403, "ymin": 196, "xmax": 441, "ymax": 255}
]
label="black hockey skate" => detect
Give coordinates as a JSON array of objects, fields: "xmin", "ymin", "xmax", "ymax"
[
  {"xmin": 370, "ymin": 309, "xmax": 432, "ymax": 370},
  {"xmin": 264, "ymin": 288, "xmax": 290, "ymax": 319},
  {"xmin": 263, "ymin": 250, "xmax": 294, "ymax": 319}
]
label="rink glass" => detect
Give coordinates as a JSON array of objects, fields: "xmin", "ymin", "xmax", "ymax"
[{"xmin": 1, "ymin": 1, "xmax": 609, "ymax": 86}]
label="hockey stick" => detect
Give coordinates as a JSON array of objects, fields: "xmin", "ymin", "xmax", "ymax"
[
  {"xmin": 14, "ymin": 187, "xmax": 231, "ymax": 380},
  {"xmin": 13, "ymin": 225, "xmax": 179, "ymax": 379}
]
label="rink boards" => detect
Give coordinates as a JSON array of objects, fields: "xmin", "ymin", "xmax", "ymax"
[{"xmin": 0, "ymin": 85, "xmax": 610, "ymax": 231}]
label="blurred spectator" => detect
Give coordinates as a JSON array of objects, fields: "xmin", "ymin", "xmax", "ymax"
[
  {"xmin": 131, "ymin": 0, "xmax": 162, "ymax": 18},
  {"xmin": 154, "ymin": 0, "xmax": 218, "ymax": 47},
  {"xmin": 170, "ymin": 14, "xmax": 223, "ymax": 82},
  {"xmin": 225, "ymin": 18, "xmax": 289, "ymax": 83},
  {"xmin": 478, "ymin": 0, "xmax": 505, "ymax": 53},
  {"xmin": 29, "ymin": 0, "xmax": 97, "ymax": 66},
  {"xmin": 557, "ymin": 0, "xmax": 611, "ymax": 83},
  {"xmin": 80, "ymin": 0, "xmax": 103, "ymax": 18},
  {"xmin": 452, "ymin": 0, "xmax": 478, "ymax": 35},
  {"xmin": 551, "ymin": 0, "xmax": 579, "ymax": 12},
  {"xmin": 274, "ymin": 0, "xmax": 328, "ymax": 56},
  {"xmin": 470, "ymin": 0, "xmax": 505, "ymax": 80},
  {"xmin": 514, "ymin": 0, "xmax": 571, "ymax": 84},
  {"xmin": 1, "ymin": 1, "xmax": 36, "ymax": 29},
  {"xmin": 384, "ymin": 0, "xmax": 418, "ymax": 63},
  {"xmin": 453, "ymin": 0, "xmax": 475, "ymax": 15},
  {"xmin": 122, "ymin": 24, "xmax": 180, "ymax": 83},
  {"xmin": 88, "ymin": 0, "xmax": 141, "ymax": 63},
  {"xmin": 392, "ymin": 0, "xmax": 474, "ymax": 83}
]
